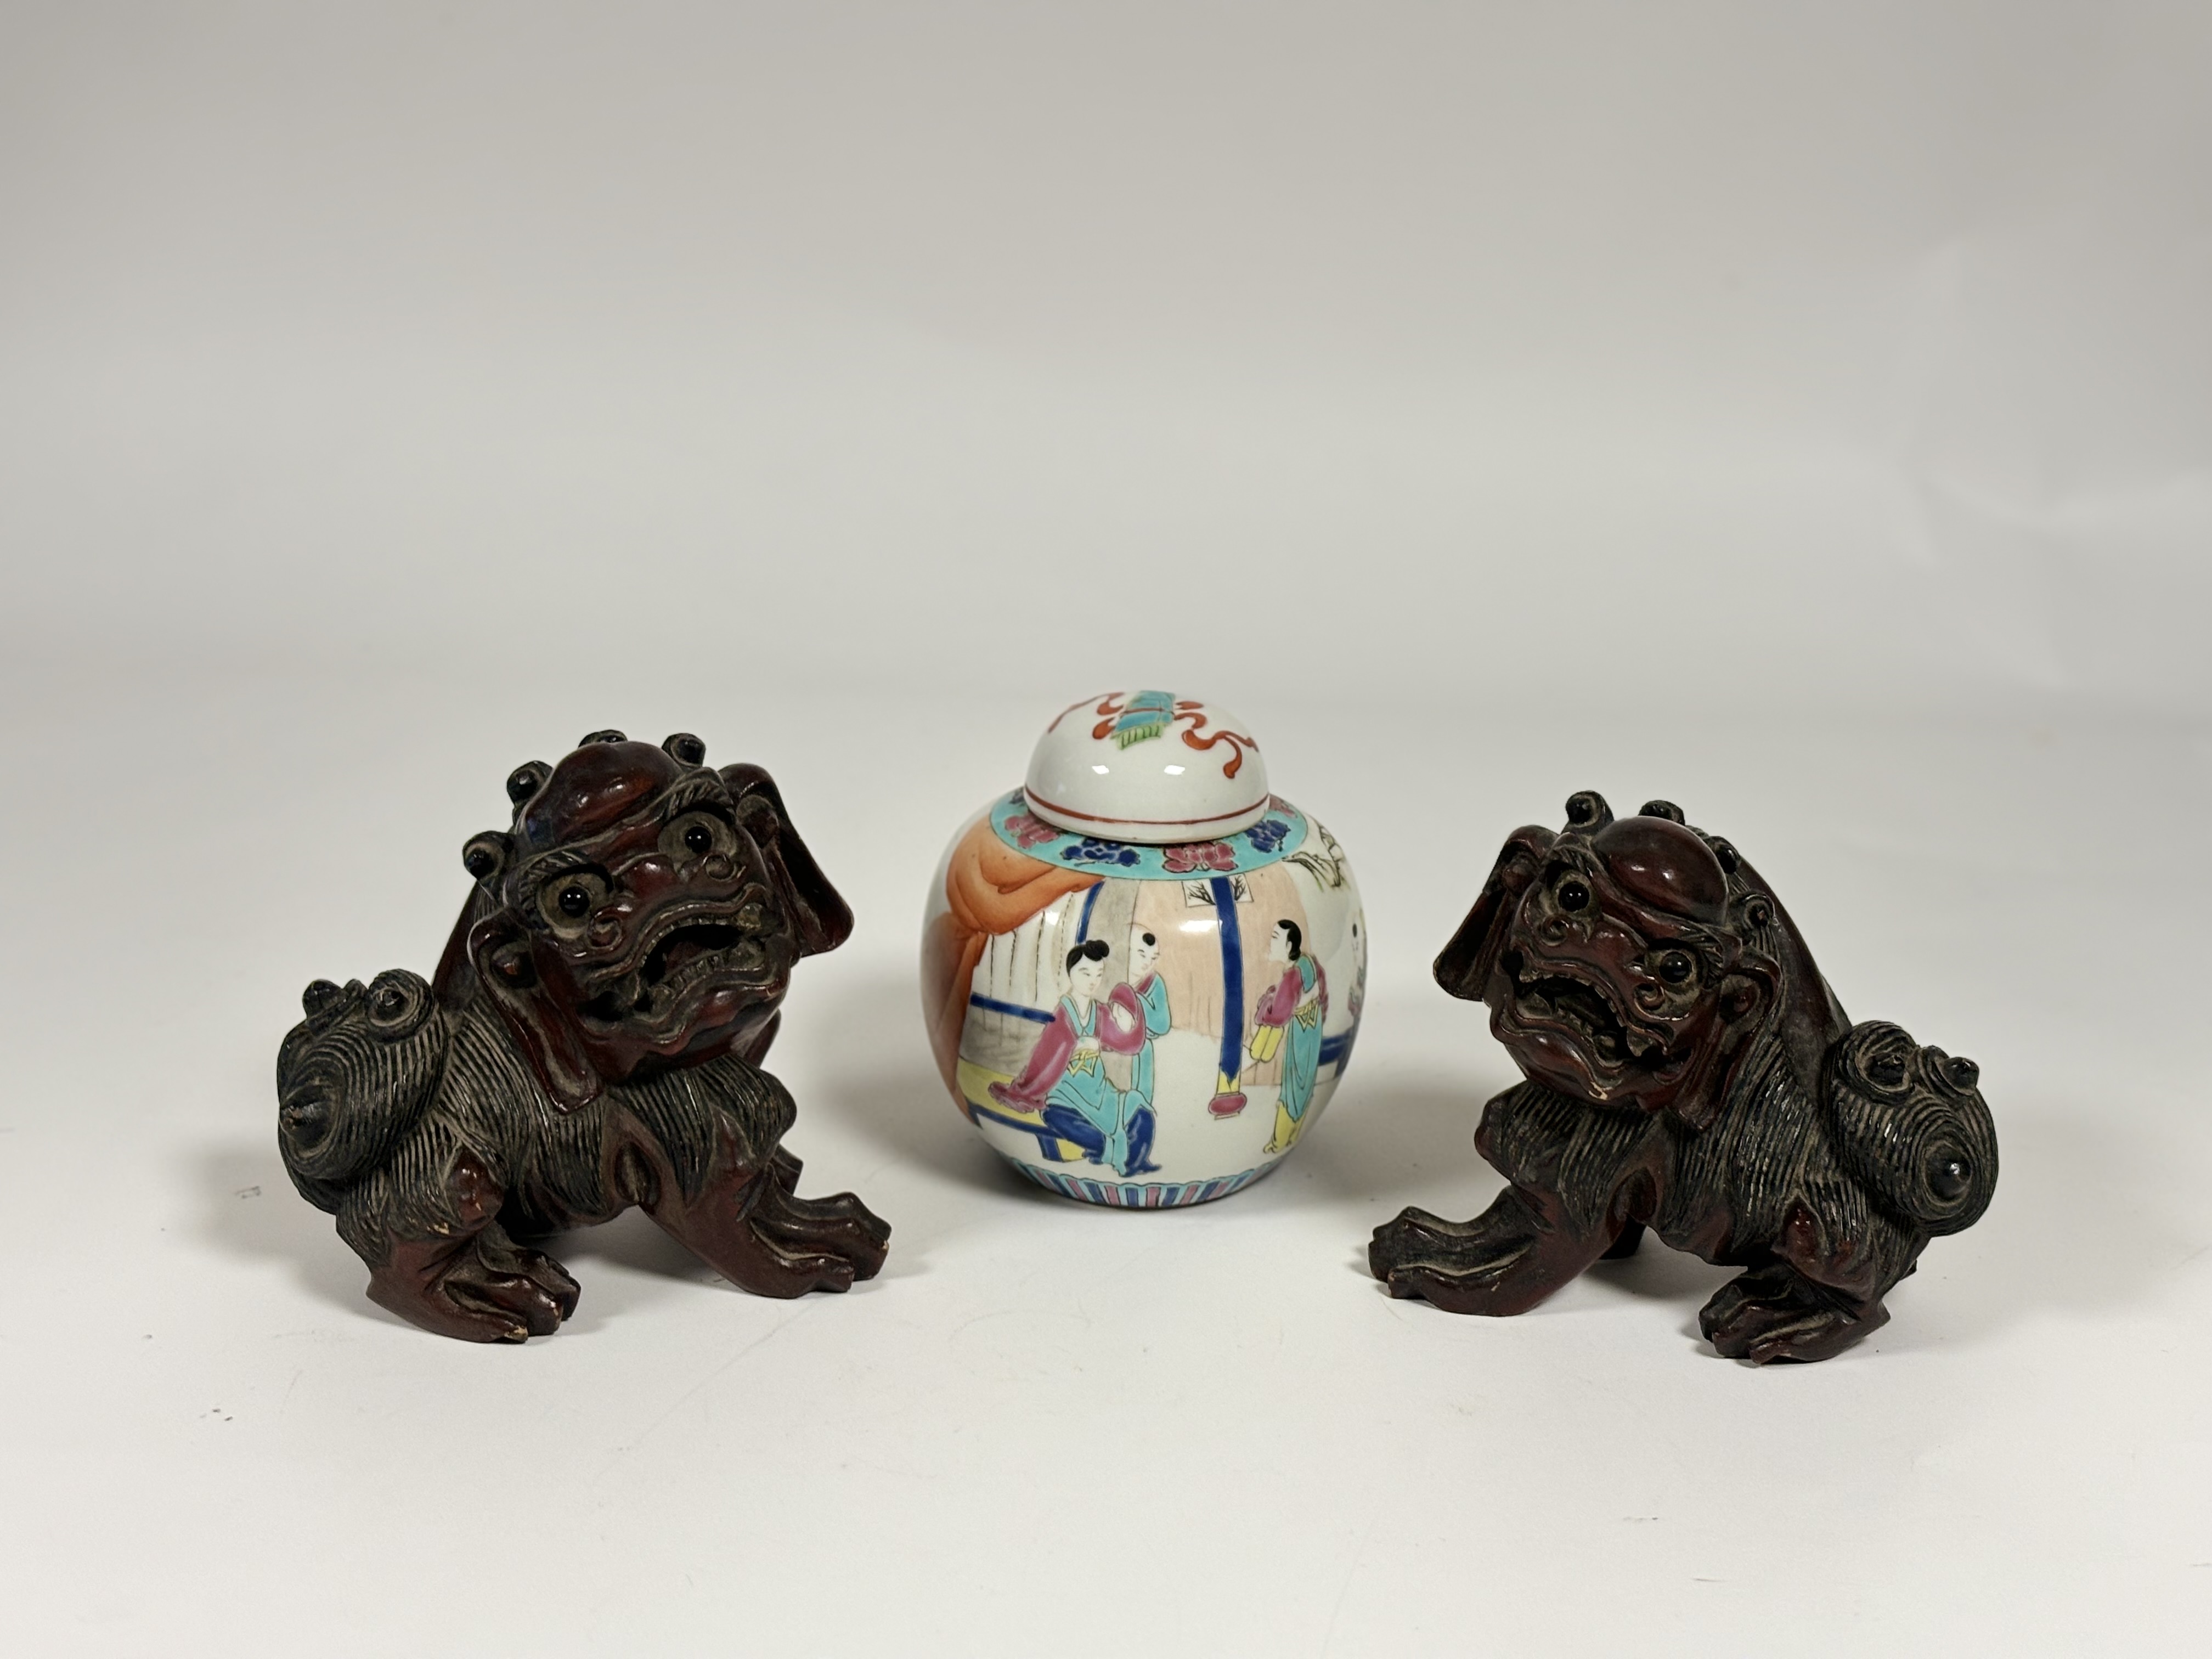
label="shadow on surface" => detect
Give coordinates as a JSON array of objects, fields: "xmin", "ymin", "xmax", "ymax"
[
  {"xmin": 1291, "ymin": 1058, "xmax": 1510, "ymax": 1228},
  {"xmin": 798, "ymin": 967, "xmax": 1059, "ymax": 1209},
  {"xmin": 547, "ymin": 1209, "xmax": 734, "ymax": 1334},
  {"xmin": 190, "ymin": 1134, "xmax": 407, "ymax": 1328},
  {"xmin": 1872, "ymin": 1097, "xmax": 2194, "ymax": 1356},
  {"xmin": 1581, "ymin": 1240, "xmax": 1739, "ymax": 1306}
]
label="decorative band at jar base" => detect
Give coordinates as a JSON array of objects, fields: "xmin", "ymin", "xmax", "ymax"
[{"xmin": 1008, "ymin": 1156, "xmax": 1283, "ymax": 1209}]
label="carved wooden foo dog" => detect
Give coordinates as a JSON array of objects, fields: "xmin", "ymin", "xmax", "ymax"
[
  {"xmin": 276, "ymin": 731, "xmax": 889, "ymax": 1342},
  {"xmin": 1370, "ymin": 792, "xmax": 1995, "ymax": 1363}
]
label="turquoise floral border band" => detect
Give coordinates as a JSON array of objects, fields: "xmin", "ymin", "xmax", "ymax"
[{"xmin": 988, "ymin": 790, "xmax": 1308, "ymax": 879}]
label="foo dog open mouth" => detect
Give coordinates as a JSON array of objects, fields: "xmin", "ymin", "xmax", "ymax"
[
  {"xmin": 1494, "ymin": 946, "xmax": 1680, "ymax": 1093},
  {"xmin": 580, "ymin": 891, "xmax": 781, "ymax": 1029}
]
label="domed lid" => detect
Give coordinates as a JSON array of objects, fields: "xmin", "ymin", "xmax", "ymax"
[{"xmin": 1023, "ymin": 691, "xmax": 1269, "ymax": 844}]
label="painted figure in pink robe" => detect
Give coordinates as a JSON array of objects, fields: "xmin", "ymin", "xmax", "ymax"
[{"xmin": 989, "ymin": 939, "xmax": 1160, "ymax": 1176}]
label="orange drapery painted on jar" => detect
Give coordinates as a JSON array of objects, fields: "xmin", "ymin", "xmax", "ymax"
[{"xmin": 922, "ymin": 816, "xmax": 1099, "ymax": 1099}]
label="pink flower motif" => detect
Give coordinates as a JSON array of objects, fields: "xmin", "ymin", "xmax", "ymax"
[
  {"xmin": 1005, "ymin": 811, "xmax": 1058, "ymax": 849},
  {"xmin": 1164, "ymin": 840, "xmax": 1235, "ymax": 874}
]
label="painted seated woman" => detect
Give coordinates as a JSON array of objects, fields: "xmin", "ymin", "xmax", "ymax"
[{"xmin": 990, "ymin": 939, "xmax": 1161, "ymax": 1177}]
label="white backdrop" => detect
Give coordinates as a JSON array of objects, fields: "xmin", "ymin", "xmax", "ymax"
[{"xmin": 2, "ymin": 7, "xmax": 2207, "ymax": 1655}]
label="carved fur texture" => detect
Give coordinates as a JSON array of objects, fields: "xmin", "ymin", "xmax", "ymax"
[
  {"xmin": 1371, "ymin": 791, "xmax": 1996, "ymax": 1363},
  {"xmin": 275, "ymin": 730, "xmax": 888, "ymax": 1342}
]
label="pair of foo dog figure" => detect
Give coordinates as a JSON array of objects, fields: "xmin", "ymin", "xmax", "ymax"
[{"xmin": 279, "ymin": 741, "xmax": 1993, "ymax": 1364}]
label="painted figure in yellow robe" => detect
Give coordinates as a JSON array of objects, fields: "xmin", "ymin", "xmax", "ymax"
[{"xmin": 1249, "ymin": 919, "xmax": 1327, "ymax": 1154}]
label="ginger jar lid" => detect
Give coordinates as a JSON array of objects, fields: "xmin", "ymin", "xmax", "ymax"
[{"xmin": 1023, "ymin": 691, "xmax": 1269, "ymax": 844}]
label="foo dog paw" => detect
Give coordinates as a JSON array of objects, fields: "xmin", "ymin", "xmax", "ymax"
[
  {"xmin": 1369, "ymin": 1206, "xmax": 1542, "ymax": 1315},
  {"xmin": 738, "ymin": 1181, "xmax": 891, "ymax": 1296},
  {"xmin": 1699, "ymin": 1266, "xmax": 1888, "ymax": 1364},
  {"xmin": 369, "ymin": 1227, "xmax": 580, "ymax": 1344}
]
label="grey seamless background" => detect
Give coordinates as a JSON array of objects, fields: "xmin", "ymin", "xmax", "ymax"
[
  {"xmin": 8, "ymin": 3, "xmax": 2207, "ymax": 709},
  {"xmin": 3, "ymin": 7, "xmax": 2208, "ymax": 1656}
]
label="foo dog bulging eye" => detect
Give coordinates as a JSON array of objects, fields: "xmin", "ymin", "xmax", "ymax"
[
  {"xmin": 540, "ymin": 870, "xmax": 610, "ymax": 930},
  {"xmin": 1555, "ymin": 876, "xmax": 1592, "ymax": 913},
  {"xmin": 659, "ymin": 810, "xmax": 735, "ymax": 864},
  {"xmin": 1656, "ymin": 950, "xmax": 1696, "ymax": 985}
]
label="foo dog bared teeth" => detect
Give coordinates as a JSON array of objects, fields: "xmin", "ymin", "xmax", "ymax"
[
  {"xmin": 1370, "ymin": 792, "xmax": 1995, "ymax": 1363},
  {"xmin": 276, "ymin": 731, "xmax": 888, "ymax": 1342}
]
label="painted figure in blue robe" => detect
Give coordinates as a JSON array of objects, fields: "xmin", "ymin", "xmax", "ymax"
[
  {"xmin": 1249, "ymin": 919, "xmax": 1327, "ymax": 1154},
  {"xmin": 989, "ymin": 939, "xmax": 1159, "ymax": 1176}
]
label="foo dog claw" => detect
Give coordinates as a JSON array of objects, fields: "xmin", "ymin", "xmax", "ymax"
[
  {"xmin": 369, "ymin": 1227, "xmax": 581, "ymax": 1344},
  {"xmin": 1698, "ymin": 1265, "xmax": 1888, "ymax": 1365}
]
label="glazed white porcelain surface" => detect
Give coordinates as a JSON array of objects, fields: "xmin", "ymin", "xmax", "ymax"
[
  {"xmin": 922, "ymin": 693, "xmax": 1365, "ymax": 1207},
  {"xmin": 1022, "ymin": 691, "xmax": 1270, "ymax": 843}
]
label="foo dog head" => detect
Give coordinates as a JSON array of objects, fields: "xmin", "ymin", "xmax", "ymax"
[
  {"xmin": 1434, "ymin": 792, "xmax": 1784, "ymax": 1129},
  {"xmin": 455, "ymin": 731, "xmax": 851, "ymax": 1108}
]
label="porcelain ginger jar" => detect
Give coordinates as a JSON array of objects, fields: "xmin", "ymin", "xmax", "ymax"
[{"xmin": 921, "ymin": 691, "xmax": 1367, "ymax": 1206}]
